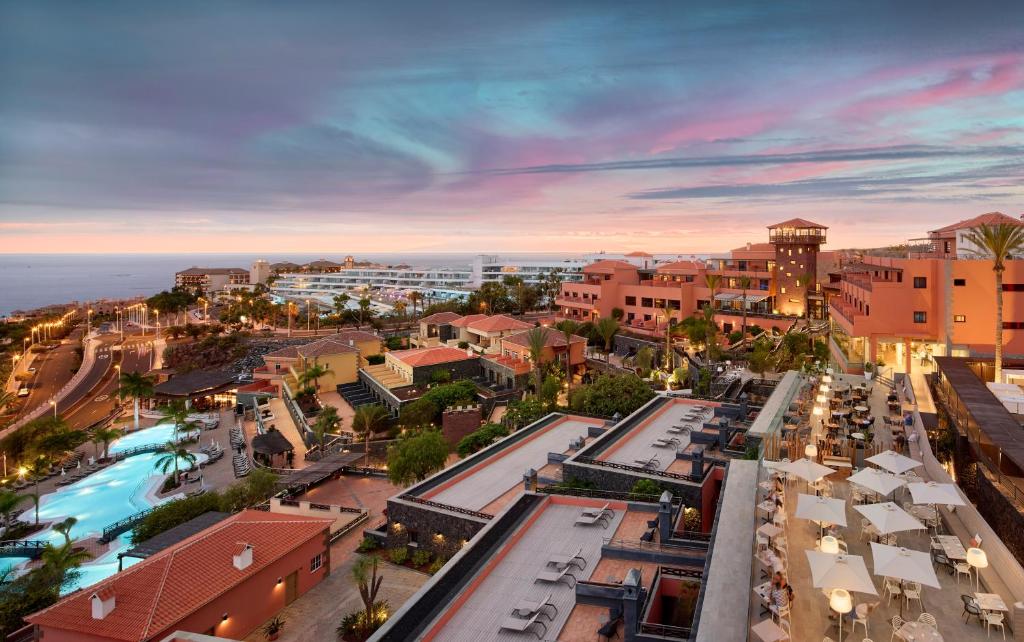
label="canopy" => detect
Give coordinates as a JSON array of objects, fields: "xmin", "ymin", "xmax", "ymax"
[
  {"xmin": 795, "ymin": 493, "xmax": 847, "ymax": 528},
  {"xmin": 780, "ymin": 458, "xmax": 836, "ymax": 483},
  {"xmin": 866, "ymin": 450, "xmax": 922, "ymax": 475},
  {"xmin": 714, "ymin": 293, "xmax": 738, "ymax": 302},
  {"xmin": 854, "ymin": 502, "xmax": 925, "ymax": 535},
  {"xmin": 869, "ymin": 542, "xmax": 940, "ymax": 588},
  {"xmin": 907, "ymin": 481, "xmax": 966, "ymax": 507},
  {"xmin": 848, "ymin": 468, "xmax": 906, "ymax": 497},
  {"xmin": 805, "ymin": 551, "xmax": 878, "ymax": 595}
]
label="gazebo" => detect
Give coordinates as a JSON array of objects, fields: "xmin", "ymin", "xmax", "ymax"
[{"xmin": 251, "ymin": 430, "xmax": 295, "ymax": 467}]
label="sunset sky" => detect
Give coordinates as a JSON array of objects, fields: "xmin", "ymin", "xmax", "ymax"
[{"xmin": 1, "ymin": 1, "xmax": 1023, "ymax": 254}]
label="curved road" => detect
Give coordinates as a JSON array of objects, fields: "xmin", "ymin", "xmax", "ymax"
[
  {"xmin": 63, "ymin": 337, "xmax": 155, "ymax": 430},
  {"xmin": 14, "ymin": 328, "xmax": 83, "ymax": 419}
]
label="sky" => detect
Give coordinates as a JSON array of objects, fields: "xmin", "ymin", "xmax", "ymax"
[{"xmin": 1, "ymin": 1, "xmax": 1023, "ymax": 255}]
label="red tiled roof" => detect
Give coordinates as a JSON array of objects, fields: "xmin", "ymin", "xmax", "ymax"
[
  {"xmin": 731, "ymin": 242, "xmax": 775, "ymax": 253},
  {"xmin": 655, "ymin": 260, "xmax": 703, "ymax": 272},
  {"xmin": 767, "ymin": 218, "xmax": 827, "ymax": 229},
  {"xmin": 625, "ymin": 251, "xmax": 652, "ymax": 257},
  {"xmin": 929, "ymin": 211, "xmax": 1024, "ymax": 235},
  {"xmin": 262, "ymin": 345, "xmax": 299, "ymax": 359},
  {"xmin": 28, "ymin": 511, "xmax": 331, "ymax": 642},
  {"xmin": 236, "ymin": 380, "xmax": 276, "ymax": 393},
  {"xmin": 296, "ymin": 337, "xmax": 359, "ymax": 359},
  {"xmin": 391, "ymin": 346, "xmax": 477, "ymax": 368},
  {"xmin": 584, "ymin": 259, "xmax": 636, "ymax": 273},
  {"xmin": 501, "ymin": 328, "xmax": 586, "ymax": 349},
  {"xmin": 330, "ymin": 330, "xmax": 382, "ymax": 344},
  {"xmin": 419, "ymin": 311, "xmax": 463, "ymax": 325},
  {"xmin": 482, "ymin": 354, "xmax": 531, "ymax": 375},
  {"xmin": 465, "ymin": 315, "xmax": 533, "ymax": 333},
  {"xmin": 450, "ymin": 314, "xmax": 488, "ymax": 328}
]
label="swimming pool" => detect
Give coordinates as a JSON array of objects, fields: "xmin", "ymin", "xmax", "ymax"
[{"xmin": 108, "ymin": 424, "xmax": 199, "ymax": 455}]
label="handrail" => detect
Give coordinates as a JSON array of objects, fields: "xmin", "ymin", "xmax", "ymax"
[
  {"xmin": 536, "ymin": 485, "xmax": 682, "ymax": 504},
  {"xmin": 573, "ymin": 455, "xmax": 707, "ymax": 482},
  {"xmin": 602, "ymin": 538, "xmax": 703, "ymax": 556},
  {"xmin": 99, "ymin": 505, "xmax": 157, "ymax": 543},
  {"xmin": 398, "ymin": 495, "xmax": 494, "ymax": 520}
]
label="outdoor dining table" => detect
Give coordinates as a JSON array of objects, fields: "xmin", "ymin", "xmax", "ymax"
[
  {"xmin": 758, "ymin": 500, "xmax": 778, "ymax": 521},
  {"xmin": 757, "ymin": 522, "xmax": 783, "ymax": 545},
  {"xmin": 935, "ymin": 534, "xmax": 967, "ymax": 561},
  {"xmin": 975, "ymin": 592, "xmax": 1008, "ymax": 613},
  {"xmin": 896, "ymin": 620, "xmax": 943, "ymax": 641},
  {"xmin": 854, "ymin": 405, "xmax": 869, "ymax": 413},
  {"xmin": 753, "ymin": 581, "xmax": 772, "ymax": 616},
  {"xmin": 751, "ymin": 618, "xmax": 788, "ymax": 642}
]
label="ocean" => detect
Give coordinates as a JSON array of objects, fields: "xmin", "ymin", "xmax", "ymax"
[{"xmin": 0, "ymin": 253, "xmax": 580, "ymax": 316}]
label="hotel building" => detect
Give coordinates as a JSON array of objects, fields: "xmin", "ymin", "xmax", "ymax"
[
  {"xmin": 828, "ymin": 212, "xmax": 1024, "ymax": 375},
  {"xmin": 174, "ymin": 267, "xmax": 250, "ymax": 293},
  {"xmin": 557, "ymin": 219, "xmax": 835, "ymax": 336}
]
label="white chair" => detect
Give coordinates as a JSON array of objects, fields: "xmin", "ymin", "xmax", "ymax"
[
  {"xmin": 904, "ymin": 582, "xmax": 923, "ymax": 613},
  {"xmin": 851, "ymin": 602, "xmax": 874, "ymax": 636},
  {"xmin": 917, "ymin": 613, "xmax": 937, "ymax": 630},
  {"xmin": 860, "ymin": 518, "xmax": 873, "ymax": 541},
  {"xmin": 954, "ymin": 560, "xmax": 972, "ymax": 585},
  {"xmin": 889, "ymin": 615, "xmax": 904, "ymax": 642},
  {"xmin": 883, "ymin": 578, "xmax": 902, "ymax": 605},
  {"xmin": 771, "ymin": 603, "xmax": 791, "ymax": 623},
  {"xmin": 778, "ymin": 618, "xmax": 791, "ymax": 640},
  {"xmin": 984, "ymin": 612, "xmax": 1006, "ymax": 639},
  {"xmin": 756, "ymin": 533, "xmax": 770, "ymax": 552}
]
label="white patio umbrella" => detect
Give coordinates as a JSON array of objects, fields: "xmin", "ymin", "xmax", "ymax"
[
  {"xmin": 854, "ymin": 502, "xmax": 925, "ymax": 535},
  {"xmin": 848, "ymin": 468, "xmax": 906, "ymax": 498},
  {"xmin": 805, "ymin": 550, "xmax": 879, "ymax": 595},
  {"xmin": 796, "ymin": 493, "xmax": 847, "ymax": 538},
  {"xmin": 907, "ymin": 481, "xmax": 966, "ymax": 507},
  {"xmin": 867, "ymin": 450, "xmax": 922, "ymax": 475},
  {"xmin": 780, "ymin": 458, "xmax": 836, "ymax": 483},
  {"xmin": 869, "ymin": 542, "xmax": 940, "ymax": 588}
]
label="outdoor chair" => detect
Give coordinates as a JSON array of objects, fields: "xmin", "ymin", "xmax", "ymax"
[
  {"xmin": 961, "ymin": 594, "xmax": 982, "ymax": 624},
  {"xmin": 575, "ymin": 513, "xmax": 610, "ymax": 529},
  {"xmin": 771, "ymin": 602, "xmax": 791, "ymax": 623},
  {"xmin": 888, "ymin": 615, "xmax": 904, "ymax": 642},
  {"xmin": 917, "ymin": 613, "xmax": 937, "ymax": 630},
  {"xmin": 512, "ymin": 590, "xmax": 557, "ymax": 620},
  {"xmin": 500, "ymin": 612, "xmax": 547, "ymax": 640},
  {"xmin": 984, "ymin": 612, "xmax": 1006, "ymax": 639},
  {"xmin": 597, "ymin": 614, "xmax": 622, "ymax": 641},
  {"xmin": 883, "ymin": 578, "xmax": 902, "ymax": 605},
  {"xmin": 581, "ymin": 503, "xmax": 612, "ymax": 519},
  {"xmin": 903, "ymin": 582, "xmax": 923, "ymax": 613},
  {"xmin": 778, "ymin": 618, "xmax": 791, "ymax": 640},
  {"xmin": 640, "ymin": 528, "xmax": 655, "ymax": 543},
  {"xmin": 931, "ymin": 550, "xmax": 954, "ymax": 574},
  {"xmin": 535, "ymin": 565, "xmax": 577, "ymax": 587},
  {"xmin": 953, "ymin": 560, "xmax": 972, "ymax": 585},
  {"xmin": 547, "ymin": 548, "xmax": 586, "ymax": 570},
  {"xmin": 851, "ymin": 602, "xmax": 877, "ymax": 636}
]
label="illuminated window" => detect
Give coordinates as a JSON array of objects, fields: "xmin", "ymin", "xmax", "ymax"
[{"xmin": 954, "ymin": 315, "xmax": 966, "ymax": 323}]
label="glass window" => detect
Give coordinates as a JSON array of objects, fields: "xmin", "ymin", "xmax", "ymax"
[
  {"xmin": 913, "ymin": 277, "xmax": 927, "ymax": 288},
  {"xmin": 913, "ymin": 311, "xmax": 927, "ymax": 323},
  {"xmin": 953, "ymin": 279, "xmax": 966, "ymax": 286},
  {"xmin": 624, "ymin": 296, "xmax": 637, "ymax": 306},
  {"xmin": 954, "ymin": 315, "xmax": 966, "ymax": 323},
  {"xmin": 641, "ymin": 297, "xmax": 653, "ymax": 307},
  {"xmin": 310, "ymin": 553, "xmax": 323, "ymax": 572}
]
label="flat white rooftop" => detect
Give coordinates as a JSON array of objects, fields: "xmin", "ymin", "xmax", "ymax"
[
  {"xmin": 422, "ymin": 415, "xmax": 602, "ymax": 512},
  {"xmin": 597, "ymin": 398, "xmax": 716, "ymax": 472}
]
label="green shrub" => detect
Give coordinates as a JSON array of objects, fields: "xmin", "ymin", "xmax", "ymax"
[
  {"xmin": 337, "ymin": 600, "xmax": 391, "ymax": 637},
  {"xmin": 630, "ymin": 478, "xmax": 662, "ymax": 498},
  {"xmin": 356, "ymin": 537, "xmax": 380, "ymax": 553},
  {"xmin": 455, "ymin": 422, "xmax": 510, "ymax": 457},
  {"xmin": 386, "ymin": 547, "xmax": 408, "ymax": 565},
  {"xmin": 411, "ymin": 549, "xmax": 432, "ymax": 567},
  {"xmin": 366, "ymin": 354, "xmax": 385, "ymax": 365},
  {"xmin": 728, "ymin": 331, "xmax": 744, "ymax": 344},
  {"xmin": 386, "ymin": 336, "xmax": 404, "ymax": 350},
  {"xmin": 427, "ymin": 557, "xmax": 447, "ymax": 575},
  {"xmin": 457, "ymin": 341, "xmax": 469, "ymax": 349}
]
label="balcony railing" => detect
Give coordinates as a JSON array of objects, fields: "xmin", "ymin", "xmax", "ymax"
[{"xmin": 769, "ymin": 231, "xmax": 826, "ymax": 244}]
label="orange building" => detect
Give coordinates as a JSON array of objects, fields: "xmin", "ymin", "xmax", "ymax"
[
  {"xmin": 481, "ymin": 327, "xmax": 588, "ymax": 388},
  {"xmin": 557, "ymin": 219, "xmax": 835, "ymax": 337},
  {"xmin": 26, "ymin": 511, "xmax": 332, "ymax": 642},
  {"xmin": 829, "ymin": 212, "xmax": 1024, "ymax": 375}
]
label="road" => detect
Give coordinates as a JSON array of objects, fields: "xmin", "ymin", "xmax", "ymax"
[
  {"xmin": 14, "ymin": 328, "xmax": 83, "ymax": 419},
  {"xmin": 62, "ymin": 335, "xmax": 157, "ymax": 430}
]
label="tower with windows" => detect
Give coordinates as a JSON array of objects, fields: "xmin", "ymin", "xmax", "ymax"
[{"xmin": 768, "ymin": 218, "xmax": 827, "ymax": 318}]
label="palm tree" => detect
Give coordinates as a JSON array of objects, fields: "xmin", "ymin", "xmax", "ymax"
[
  {"xmin": 41, "ymin": 541, "xmax": 92, "ymax": 593},
  {"xmin": 408, "ymin": 291, "xmax": 423, "ymax": 319},
  {"xmin": 25, "ymin": 455, "xmax": 49, "ymax": 526},
  {"xmin": 52, "ymin": 517, "xmax": 78, "ymax": 548},
  {"xmin": 351, "ymin": 404, "xmax": 390, "ymax": 466},
  {"xmin": 0, "ymin": 490, "xmax": 27, "ymax": 536},
  {"xmin": 554, "ymin": 320, "xmax": 580, "ymax": 393},
  {"xmin": 155, "ymin": 400, "xmax": 200, "ymax": 440},
  {"xmin": 737, "ymin": 275, "xmax": 753, "ymax": 338},
  {"xmin": 800, "ymin": 270, "xmax": 816, "ymax": 322},
  {"xmin": 703, "ymin": 274, "xmax": 721, "ymax": 322},
  {"xmin": 118, "ymin": 371, "xmax": 156, "ymax": 431},
  {"xmin": 394, "ymin": 301, "xmax": 407, "ymax": 318},
  {"xmin": 312, "ymin": 405, "xmax": 340, "ymax": 453},
  {"xmin": 963, "ymin": 222, "xmax": 1024, "ymax": 382},
  {"xmin": 352, "ymin": 555, "xmax": 384, "ymax": 635},
  {"xmin": 299, "ymin": 363, "xmax": 334, "ymax": 392},
  {"xmin": 0, "ymin": 390, "xmax": 14, "ymax": 414},
  {"xmin": 153, "ymin": 441, "xmax": 197, "ymax": 485},
  {"xmin": 92, "ymin": 426, "xmax": 122, "ymax": 461},
  {"xmin": 660, "ymin": 304, "xmax": 678, "ymax": 371},
  {"xmin": 358, "ymin": 297, "xmax": 372, "ymax": 327},
  {"xmin": 596, "ymin": 316, "xmax": 620, "ymax": 361},
  {"xmin": 524, "ymin": 327, "xmax": 551, "ymax": 393}
]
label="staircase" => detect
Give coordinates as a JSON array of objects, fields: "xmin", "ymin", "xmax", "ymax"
[{"xmin": 338, "ymin": 381, "xmax": 377, "ymax": 409}]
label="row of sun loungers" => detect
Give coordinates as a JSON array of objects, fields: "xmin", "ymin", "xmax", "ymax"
[
  {"xmin": 229, "ymin": 425, "xmax": 246, "ymax": 450},
  {"xmin": 500, "ymin": 546, "xmax": 594, "ymax": 638},
  {"xmin": 232, "ymin": 453, "xmax": 251, "ymax": 477},
  {"xmin": 574, "ymin": 503, "xmax": 616, "ymax": 529}
]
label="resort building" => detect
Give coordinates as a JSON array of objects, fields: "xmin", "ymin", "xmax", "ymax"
[
  {"xmin": 174, "ymin": 267, "xmax": 250, "ymax": 293},
  {"xmin": 481, "ymin": 327, "xmax": 588, "ymax": 389},
  {"xmin": 255, "ymin": 332, "xmax": 383, "ymax": 395},
  {"xmin": 349, "ymin": 346, "xmax": 481, "ymax": 415},
  {"xmin": 828, "ymin": 212, "xmax": 1024, "ymax": 374},
  {"xmin": 449, "ymin": 313, "xmax": 534, "ymax": 353},
  {"xmin": 413, "ymin": 311, "xmax": 465, "ymax": 347},
  {"xmin": 557, "ymin": 218, "xmax": 835, "ymax": 337},
  {"xmin": 26, "ymin": 511, "xmax": 332, "ymax": 642},
  {"xmin": 249, "ymin": 259, "xmax": 271, "ymax": 285}
]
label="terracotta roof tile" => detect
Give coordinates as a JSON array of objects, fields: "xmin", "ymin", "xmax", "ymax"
[
  {"xmin": 929, "ymin": 211, "xmax": 1024, "ymax": 234},
  {"xmin": 584, "ymin": 259, "xmax": 636, "ymax": 273},
  {"xmin": 28, "ymin": 511, "xmax": 331, "ymax": 642},
  {"xmin": 296, "ymin": 337, "xmax": 359, "ymax": 359},
  {"xmin": 767, "ymin": 218, "xmax": 827, "ymax": 229},
  {"xmin": 501, "ymin": 329, "xmax": 586, "ymax": 349},
  {"xmin": 262, "ymin": 345, "xmax": 300, "ymax": 359},
  {"xmin": 449, "ymin": 314, "xmax": 488, "ymax": 328},
  {"xmin": 465, "ymin": 315, "xmax": 533, "ymax": 333},
  {"xmin": 390, "ymin": 346, "xmax": 477, "ymax": 368},
  {"xmin": 419, "ymin": 311, "xmax": 463, "ymax": 325}
]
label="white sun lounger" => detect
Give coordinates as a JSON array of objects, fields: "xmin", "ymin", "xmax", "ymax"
[
  {"xmin": 513, "ymin": 590, "xmax": 558, "ymax": 619},
  {"xmin": 574, "ymin": 512, "xmax": 610, "ymax": 528},
  {"xmin": 500, "ymin": 611, "xmax": 548, "ymax": 639},
  {"xmin": 581, "ymin": 503, "xmax": 612, "ymax": 518},
  {"xmin": 535, "ymin": 564, "xmax": 578, "ymax": 587},
  {"xmin": 548, "ymin": 547, "xmax": 586, "ymax": 570}
]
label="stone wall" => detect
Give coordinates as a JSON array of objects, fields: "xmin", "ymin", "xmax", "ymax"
[
  {"xmin": 411, "ymin": 357, "xmax": 482, "ymax": 385},
  {"xmin": 561, "ymin": 461, "xmax": 705, "ymax": 508},
  {"xmin": 385, "ymin": 498, "xmax": 488, "ymax": 557},
  {"xmin": 970, "ymin": 465, "xmax": 1024, "ymax": 564}
]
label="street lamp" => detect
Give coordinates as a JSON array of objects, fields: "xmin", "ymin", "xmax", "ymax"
[
  {"xmin": 305, "ymin": 299, "xmax": 311, "ymax": 332},
  {"xmin": 50, "ymin": 399, "xmax": 57, "ymax": 419},
  {"xmin": 87, "ymin": 308, "xmax": 94, "ymax": 335}
]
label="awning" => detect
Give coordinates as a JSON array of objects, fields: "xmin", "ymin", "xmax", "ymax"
[
  {"xmin": 739, "ymin": 293, "xmax": 770, "ymax": 303},
  {"xmin": 714, "ymin": 293, "xmax": 738, "ymax": 302}
]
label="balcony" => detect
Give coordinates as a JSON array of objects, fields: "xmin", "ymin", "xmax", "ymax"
[
  {"xmin": 555, "ymin": 297, "xmax": 595, "ymax": 309},
  {"xmin": 768, "ymin": 230, "xmax": 826, "ymax": 244},
  {"xmin": 829, "ymin": 300, "xmax": 860, "ymax": 327}
]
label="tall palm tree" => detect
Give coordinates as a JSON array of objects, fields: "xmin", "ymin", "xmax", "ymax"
[
  {"xmin": 40, "ymin": 541, "xmax": 92, "ymax": 593},
  {"xmin": 596, "ymin": 317, "xmax": 620, "ymax": 361},
  {"xmin": 963, "ymin": 222, "xmax": 1024, "ymax": 381},
  {"xmin": 524, "ymin": 327, "xmax": 550, "ymax": 393},
  {"xmin": 737, "ymin": 275, "xmax": 753, "ymax": 338},
  {"xmin": 312, "ymin": 405, "xmax": 341, "ymax": 453},
  {"xmin": 703, "ymin": 274, "xmax": 721, "ymax": 322},
  {"xmin": 358, "ymin": 297, "xmax": 372, "ymax": 327},
  {"xmin": 118, "ymin": 371, "xmax": 156, "ymax": 431},
  {"xmin": 52, "ymin": 517, "xmax": 78, "ymax": 548},
  {"xmin": 156, "ymin": 400, "xmax": 200, "ymax": 440},
  {"xmin": 299, "ymin": 363, "xmax": 334, "ymax": 392},
  {"xmin": 0, "ymin": 490, "xmax": 27, "ymax": 536},
  {"xmin": 153, "ymin": 441, "xmax": 197, "ymax": 485},
  {"xmin": 92, "ymin": 426, "xmax": 122, "ymax": 461},
  {"xmin": 394, "ymin": 301, "xmax": 407, "ymax": 318},
  {"xmin": 408, "ymin": 291, "xmax": 423, "ymax": 319},
  {"xmin": 554, "ymin": 320, "xmax": 580, "ymax": 393},
  {"xmin": 352, "ymin": 555, "xmax": 384, "ymax": 635},
  {"xmin": 660, "ymin": 304, "xmax": 678, "ymax": 371},
  {"xmin": 26, "ymin": 455, "xmax": 49, "ymax": 526},
  {"xmin": 351, "ymin": 404, "xmax": 390, "ymax": 466}
]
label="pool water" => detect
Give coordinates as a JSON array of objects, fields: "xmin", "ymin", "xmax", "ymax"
[
  {"xmin": 108, "ymin": 424, "xmax": 199, "ymax": 455},
  {"xmin": 9, "ymin": 431, "xmax": 207, "ymax": 592}
]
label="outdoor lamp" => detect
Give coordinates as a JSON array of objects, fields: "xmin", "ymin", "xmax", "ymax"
[
  {"xmin": 816, "ymin": 394, "xmax": 828, "ymax": 403},
  {"xmin": 819, "ymin": 535, "xmax": 839, "ymax": 555},
  {"xmin": 805, "ymin": 444, "xmax": 818, "ymax": 459},
  {"xmin": 830, "ymin": 588, "xmax": 853, "ymax": 641},
  {"xmin": 812, "ymin": 406, "xmax": 823, "ymax": 416},
  {"xmin": 966, "ymin": 547, "xmax": 988, "ymax": 590},
  {"xmin": 221, "ymin": 613, "xmax": 228, "ymax": 622},
  {"xmin": 819, "ymin": 384, "xmax": 829, "ymax": 393}
]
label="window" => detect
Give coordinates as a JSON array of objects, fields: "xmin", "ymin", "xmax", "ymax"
[
  {"xmin": 954, "ymin": 315, "xmax": 966, "ymax": 323},
  {"xmin": 1004, "ymin": 321, "xmax": 1024, "ymax": 329},
  {"xmin": 943, "ymin": 241, "xmax": 951, "ymax": 254},
  {"xmin": 953, "ymin": 279, "xmax": 966, "ymax": 287},
  {"xmin": 624, "ymin": 296, "xmax": 637, "ymax": 306},
  {"xmin": 913, "ymin": 277, "xmax": 927, "ymax": 288},
  {"xmin": 641, "ymin": 297, "xmax": 653, "ymax": 308},
  {"xmin": 1003, "ymin": 284, "xmax": 1024, "ymax": 291},
  {"xmin": 913, "ymin": 311, "xmax": 927, "ymax": 324},
  {"xmin": 310, "ymin": 553, "xmax": 323, "ymax": 572},
  {"xmin": 780, "ymin": 287, "xmax": 786, "ymax": 294}
]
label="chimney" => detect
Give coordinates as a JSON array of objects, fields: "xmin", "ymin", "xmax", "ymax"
[
  {"xmin": 233, "ymin": 543, "xmax": 254, "ymax": 570},
  {"xmin": 91, "ymin": 589, "xmax": 116, "ymax": 620}
]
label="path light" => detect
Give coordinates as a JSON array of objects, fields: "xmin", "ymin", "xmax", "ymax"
[{"xmin": 966, "ymin": 547, "xmax": 988, "ymax": 590}]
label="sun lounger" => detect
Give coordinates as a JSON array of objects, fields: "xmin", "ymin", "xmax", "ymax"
[
  {"xmin": 653, "ymin": 437, "xmax": 680, "ymax": 448},
  {"xmin": 548, "ymin": 547, "xmax": 586, "ymax": 570},
  {"xmin": 535, "ymin": 565, "xmax": 577, "ymax": 587},
  {"xmin": 575, "ymin": 512, "xmax": 610, "ymax": 529},
  {"xmin": 500, "ymin": 611, "xmax": 548, "ymax": 639},
  {"xmin": 581, "ymin": 503, "xmax": 612, "ymax": 518},
  {"xmin": 513, "ymin": 590, "xmax": 558, "ymax": 619}
]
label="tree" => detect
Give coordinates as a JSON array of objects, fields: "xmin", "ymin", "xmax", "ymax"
[
  {"xmin": 393, "ymin": 300, "xmax": 407, "ymax": 318},
  {"xmin": 91, "ymin": 426, "xmax": 122, "ymax": 461},
  {"xmin": 39, "ymin": 541, "xmax": 91, "ymax": 593},
  {"xmin": 748, "ymin": 338, "xmax": 776, "ymax": 379},
  {"xmin": 703, "ymin": 274, "xmax": 721, "ymax": 322},
  {"xmin": 52, "ymin": 517, "xmax": 77, "ymax": 548},
  {"xmin": 399, "ymin": 398, "xmax": 437, "ymax": 432},
  {"xmin": 568, "ymin": 373, "xmax": 655, "ymax": 418},
  {"xmin": 118, "ymin": 371, "xmax": 156, "ymax": 431},
  {"xmin": 503, "ymin": 396, "xmax": 549, "ymax": 429},
  {"xmin": 352, "ymin": 404, "xmax": 390, "ymax": 465},
  {"xmin": 408, "ymin": 291, "xmax": 423, "ymax": 318},
  {"xmin": 737, "ymin": 275, "xmax": 753, "ymax": 338},
  {"xmin": 539, "ymin": 375, "xmax": 561, "ymax": 408},
  {"xmin": 333, "ymin": 293, "xmax": 351, "ymax": 317},
  {"xmin": 25, "ymin": 456, "xmax": 49, "ymax": 526},
  {"xmin": 554, "ymin": 319, "xmax": 580, "ymax": 393},
  {"xmin": 386, "ymin": 430, "xmax": 448, "ymax": 486},
  {"xmin": 312, "ymin": 405, "xmax": 340, "ymax": 452},
  {"xmin": 358, "ymin": 297, "xmax": 372, "ymax": 327},
  {"xmin": 962, "ymin": 222, "xmax": 1024, "ymax": 382},
  {"xmin": 634, "ymin": 346, "xmax": 655, "ymax": 374},
  {"xmin": 596, "ymin": 316, "xmax": 620, "ymax": 360},
  {"xmin": 298, "ymin": 363, "xmax": 334, "ymax": 392},
  {"xmin": 524, "ymin": 327, "xmax": 550, "ymax": 393},
  {"xmin": 0, "ymin": 391, "xmax": 13, "ymax": 415},
  {"xmin": 660, "ymin": 304, "xmax": 679, "ymax": 371},
  {"xmin": 156, "ymin": 400, "xmax": 200, "ymax": 440},
  {"xmin": 800, "ymin": 271, "xmax": 816, "ymax": 321},
  {"xmin": 0, "ymin": 491, "xmax": 27, "ymax": 536},
  {"xmin": 348, "ymin": 555, "xmax": 386, "ymax": 637},
  {"xmin": 153, "ymin": 441, "xmax": 197, "ymax": 485}
]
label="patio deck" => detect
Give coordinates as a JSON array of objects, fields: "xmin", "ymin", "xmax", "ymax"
[
  {"xmin": 422, "ymin": 416, "xmax": 603, "ymax": 511},
  {"xmin": 596, "ymin": 398, "xmax": 716, "ymax": 472}
]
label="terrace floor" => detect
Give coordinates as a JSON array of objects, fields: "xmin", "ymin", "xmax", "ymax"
[{"xmin": 595, "ymin": 399, "xmax": 715, "ymax": 472}]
